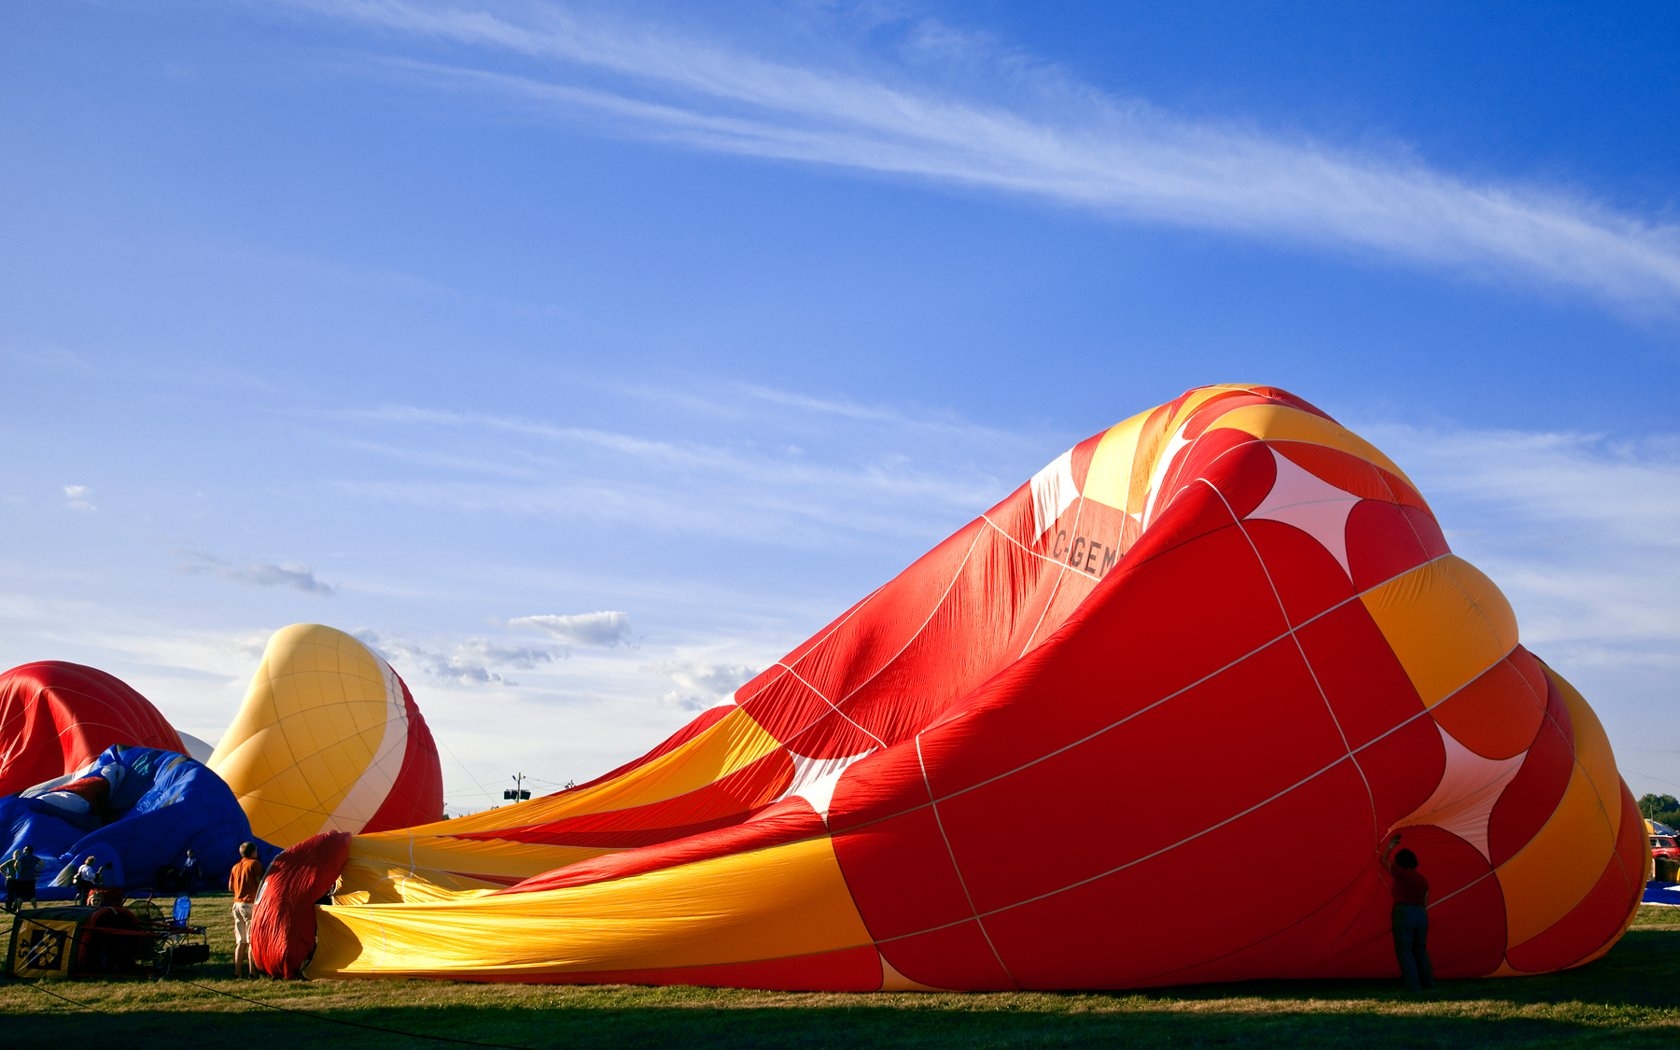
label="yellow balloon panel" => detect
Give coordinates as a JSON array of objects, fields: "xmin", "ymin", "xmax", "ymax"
[
  {"xmin": 1212, "ymin": 401, "xmax": 1418, "ymax": 490},
  {"xmin": 1361, "ymin": 556, "xmax": 1519, "ymax": 709},
  {"xmin": 211, "ymin": 624, "xmax": 410, "ymax": 847}
]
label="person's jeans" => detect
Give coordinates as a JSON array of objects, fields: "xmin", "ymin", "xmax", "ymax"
[{"xmin": 1391, "ymin": 903, "xmax": 1434, "ymax": 991}]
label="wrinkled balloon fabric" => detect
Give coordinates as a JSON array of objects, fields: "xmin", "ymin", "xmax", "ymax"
[
  {"xmin": 1, "ymin": 745, "xmax": 267, "ymax": 897},
  {"xmin": 0, "ymin": 662, "xmax": 185, "ymax": 797},
  {"xmin": 251, "ymin": 384, "xmax": 1642, "ymax": 989}
]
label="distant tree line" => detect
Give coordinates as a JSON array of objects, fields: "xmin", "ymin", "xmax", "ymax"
[{"xmin": 1639, "ymin": 794, "xmax": 1680, "ymax": 830}]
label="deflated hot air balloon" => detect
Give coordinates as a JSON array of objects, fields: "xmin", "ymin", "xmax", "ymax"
[
  {"xmin": 0, "ymin": 662, "xmax": 186, "ymax": 797},
  {"xmin": 254, "ymin": 384, "xmax": 1644, "ymax": 990},
  {"xmin": 209, "ymin": 624, "xmax": 443, "ymax": 848},
  {"xmin": 0, "ymin": 745, "xmax": 267, "ymax": 899}
]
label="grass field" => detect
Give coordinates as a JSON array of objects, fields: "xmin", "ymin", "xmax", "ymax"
[{"xmin": 2, "ymin": 895, "xmax": 1676, "ymax": 1048}]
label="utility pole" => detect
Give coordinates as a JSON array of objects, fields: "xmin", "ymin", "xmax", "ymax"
[{"xmin": 503, "ymin": 772, "xmax": 531, "ymax": 802}]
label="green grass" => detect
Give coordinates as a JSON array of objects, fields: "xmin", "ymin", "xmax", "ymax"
[{"xmin": 2, "ymin": 896, "xmax": 1676, "ymax": 1048}]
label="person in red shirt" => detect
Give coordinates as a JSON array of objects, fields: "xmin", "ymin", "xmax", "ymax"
[
  {"xmin": 1384, "ymin": 832, "xmax": 1435, "ymax": 992},
  {"xmin": 228, "ymin": 841, "xmax": 265, "ymax": 978}
]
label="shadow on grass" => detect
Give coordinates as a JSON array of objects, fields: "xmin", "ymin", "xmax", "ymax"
[
  {"xmin": 1149, "ymin": 925, "xmax": 1680, "ymax": 1012},
  {"xmin": 3, "ymin": 928, "xmax": 1673, "ymax": 1049},
  {"xmin": 0, "ymin": 998, "xmax": 1656, "ymax": 1050}
]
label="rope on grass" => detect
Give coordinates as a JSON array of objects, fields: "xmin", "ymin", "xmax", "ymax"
[{"xmin": 11, "ymin": 976, "xmax": 101, "ymax": 1011}]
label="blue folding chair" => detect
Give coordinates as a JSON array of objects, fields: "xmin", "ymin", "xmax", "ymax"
[{"xmin": 153, "ymin": 894, "xmax": 209, "ymax": 974}]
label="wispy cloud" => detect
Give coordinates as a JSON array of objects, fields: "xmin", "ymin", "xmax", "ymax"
[
  {"xmin": 178, "ymin": 551, "xmax": 336, "ymax": 595},
  {"xmin": 324, "ymin": 388, "xmax": 1034, "ymax": 548},
  {"xmin": 508, "ymin": 611, "xmax": 633, "ymax": 648},
  {"xmin": 291, "ymin": 0, "xmax": 1680, "ymax": 315},
  {"xmin": 8, "ymin": 346, "xmax": 101, "ymax": 376},
  {"xmin": 1370, "ymin": 428, "xmax": 1680, "ymax": 552},
  {"xmin": 647, "ymin": 658, "xmax": 761, "ymax": 711},
  {"xmin": 62, "ymin": 484, "xmax": 96, "ymax": 513},
  {"xmin": 1363, "ymin": 422, "xmax": 1680, "ymax": 664},
  {"xmin": 356, "ymin": 629, "xmax": 565, "ymax": 687}
]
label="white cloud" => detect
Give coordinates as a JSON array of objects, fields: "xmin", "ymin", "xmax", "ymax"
[
  {"xmin": 1376, "ymin": 441, "xmax": 1675, "ymax": 648},
  {"xmin": 508, "ymin": 611, "xmax": 633, "ymax": 648},
  {"xmin": 1369, "ymin": 428, "xmax": 1680, "ymax": 535},
  {"xmin": 321, "ymin": 388, "xmax": 1032, "ymax": 550},
  {"xmin": 0, "ymin": 594, "xmax": 271, "ymax": 744},
  {"xmin": 62, "ymin": 485, "xmax": 96, "ymax": 513},
  {"xmin": 293, "ymin": 1, "xmax": 1680, "ymax": 315},
  {"xmin": 648, "ymin": 659, "xmax": 761, "ymax": 711},
  {"xmin": 356, "ymin": 629, "xmax": 565, "ymax": 687},
  {"xmin": 178, "ymin": 551, "xmax": 336, "ymax": 595}
]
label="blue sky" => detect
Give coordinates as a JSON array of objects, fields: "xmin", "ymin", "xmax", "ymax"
[{"xmin": 3, "ymin": 1, "xmax": 1676, "ymax": 816}]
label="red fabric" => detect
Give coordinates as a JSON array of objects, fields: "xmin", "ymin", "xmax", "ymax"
[
  {"xmin": 1487, "ymin": 678, "xmax": 1577, "ymax": 867},
  {"xmin": 471, "ymin": 752, "xmax": 797, "ymax": 850},
  {"xmin": 360, "ymin": 676, "xmax": 445, "ymax": 834},
  {"xmin": 502, "ymin": 799, "xmax": 826, "ymax": 894},
  {"xmin": 275, "ymin": 385, "xmax": 1644, "ymax": 991},
  {"xmin": 56, "ymin": 775, "xmax": 112, "ymax": 804},
  {"xmin": 0, "ymin": 661, "xmax": 184, "ymax": 795},
  {"xmin": 251, "ymin": 831, "xmax": 352, "ymax": 979}
]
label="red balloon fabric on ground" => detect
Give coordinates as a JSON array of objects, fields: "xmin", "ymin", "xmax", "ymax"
[{"xmin": 256, "ymin": 385, "xmax": 1645, "ymax": 990}]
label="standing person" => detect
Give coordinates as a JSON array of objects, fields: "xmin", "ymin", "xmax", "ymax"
[
  {"xmin": 74, "ymin": 855, "xmax": 100, "ymax": 905},
  {"xmin": 228, "ymin": 841, "xmax": 265, "ymax": 978},
  {"xmin": 178, "ymin": 847, "xmax": 201, "ymax": 893},
  {"xmin": 2, "ymin": 846, "xmax": 40, "ymax": 912},
  {"xmin": 1384, "ymin": 832, "xmax": 1435, "ymax": 992}
]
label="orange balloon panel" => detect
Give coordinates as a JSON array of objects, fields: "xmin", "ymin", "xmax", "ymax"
[{"xmin": 254, "ymin": 385, "xmax": 1643, "ymax": 989}]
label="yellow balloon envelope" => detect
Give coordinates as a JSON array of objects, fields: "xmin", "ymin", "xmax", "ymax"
[{"xmin": 210, "ymin": 623, "xmax": 443, "ymax": 847}]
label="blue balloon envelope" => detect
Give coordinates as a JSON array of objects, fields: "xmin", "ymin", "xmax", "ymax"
[{"xmin": 2, "ymin": 744, "xmax": 275, "ymax": 901}]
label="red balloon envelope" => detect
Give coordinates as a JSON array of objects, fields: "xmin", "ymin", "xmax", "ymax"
[
  {"xmin": 258, "ymin": 385, "xmax": 1645, "ymax": 990},
  {"xmin": 0, "ymin": 662, "xmax": 185, "ymax": 797}
]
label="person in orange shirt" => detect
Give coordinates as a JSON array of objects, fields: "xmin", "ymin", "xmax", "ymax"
[
  {"xmin": 228, "ymin": 841, "xmax": 266, "ymax": 978},
  {"xmin": 1383, "ymin": 832, "xmax": 1435, "ymax": 992}
]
